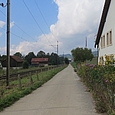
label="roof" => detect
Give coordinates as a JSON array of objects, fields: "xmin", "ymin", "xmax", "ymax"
[
  {"xmin": 31, "ymin": 58, "xmax": 48, "ymax": 62},
  {"xmin": 11, "ymin": 56, "xmax": 24, "ymax": 62},
  {"xmin": 1, "ymin": 55, "xmax": 24, "ymax": 63},
  {"xmin": 95, "ymin": 0, "xmax": 111, "ymax": 48}
]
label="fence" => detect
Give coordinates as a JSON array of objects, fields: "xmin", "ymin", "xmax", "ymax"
[{"xmin": 0, "ymin": 65, "xmax": 58, "ymax": 81}]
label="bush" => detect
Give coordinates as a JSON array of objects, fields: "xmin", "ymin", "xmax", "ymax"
[
  {"xmin": 77, "ymin": 64, "xmax": 115, "ymax": 114},
  {"xmin": 23, "ymin": 61, "xmax": 29, "ymax": 69}
]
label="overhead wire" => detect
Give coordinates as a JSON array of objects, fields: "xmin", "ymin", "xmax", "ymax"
[
  {"xmin": 22, "ymin": 0, "xmax": 56, "ymax": 47},
  {"xmin": 0, "ymin": 27, "xmax": 28, "ymax": 41},
  {"xmin": 1, "ymin": 1, "xmax": 58, "ymax": 52},
  {"xmin": 34, "ymin": 0, "xmax": 58, "ymax": 48},
  {"xmin": 22, "ymin": 0, "xmax": 45, "ymax": 35},
  {"xmin": 0, "ymin": 9, "xmax": 37, "ymax": 42},
  {"xmin": 34, "ymin": 0, "xmax": 50, "ymax": 31}
]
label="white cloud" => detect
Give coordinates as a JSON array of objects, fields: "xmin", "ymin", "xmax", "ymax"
[
  {"xmin": 10, "ymin": 21, "xmax": 15, "ymax": 28},
  {"xmin": 0, "ymin": 47, "xmax": 6, "ymax": 54},
  {"xmin": 10, "ymin": 36, "xmax": 57, "ymax": 55},
  {"xmin": 0, "ymin": 32, "xmax": 2, "ymax": 37},
  {"xmin": 0, "ymin": 20, "xmax": 14, "ymax": 28},
  {"xmin": 5, "ymin": 0, "xmax": 105, "ymax": 55},
  {"xmin": 0, "ymin": 21, "xmax": 5, "ymax": 39},
  {"xmin": 0, "ymin": 20, "xmax": 5, "ymax": 28},
  {"xmin": 51, "ymin": 0, "xmax": 104, "ymax": 36}
]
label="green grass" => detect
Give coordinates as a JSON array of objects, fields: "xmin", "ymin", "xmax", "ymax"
[
  {"xmin": 71, "ymin": 62, "xmax": 76, "ymax": 68},
  {"xmin": 0, "ymin": 65, "xmax": 67, "ymax": 111},
  {"xmin": 0, "ymin": 65, "xmax": 55, "ymax": 76},
  {"xmin": 86, "ymin": 57, "xmax": 98, "ymax": 65}
]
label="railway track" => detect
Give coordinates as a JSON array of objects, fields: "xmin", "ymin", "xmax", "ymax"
[{"xmin": 0, "ymin": 66, "xmax": 58, "ymax": 81}]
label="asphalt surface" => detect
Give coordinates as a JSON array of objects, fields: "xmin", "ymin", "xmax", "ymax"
[{"xmin": 0, "ymin": 64, "xmax": 102, "ymax": 115}]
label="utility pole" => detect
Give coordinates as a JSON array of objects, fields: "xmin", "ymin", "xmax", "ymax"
[
  {"xmin": 57, "ymin": 41, "xmax": 58, "ymax": 55},
  {"xmin": 57, "ymin": 41, "xmax": 58, "ymax": 65},
  {"xmin": 0, "ymin": 1, "xmax": 10, "ymax": 86},
  {"xmin": 6, "ymin": 0, "xmax": 10, "ymax": 86},
  {"xmin": 49, "ymin": 41, "xmax": 59, "ymax": 65},
  {"xmin": 85, "ymin": 37, "xmax": 87, "ymax": 48}
]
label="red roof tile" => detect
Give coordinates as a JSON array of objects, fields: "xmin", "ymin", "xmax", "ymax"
[
  {"xmin": 31, "ymin": 58, "xmax": 48, "ymax": 62},
  {"xmin": 11, "ymin": 56, "xmax": 24, "ymax": 62}
]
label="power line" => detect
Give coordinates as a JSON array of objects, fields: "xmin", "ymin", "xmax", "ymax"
[
  {"xmin": 33, "ymin": 0, "xmax": 58, "ymax": 51},
  {"xmin": 0, "ymin": 27, "xmax": 29, "ymax": 41},
  {"xmin": 0, "ymin": 9, "xmax": 37, "ymax": 42},
  {"xmin": 22, "ymin": 0, "xmax": 45, "ymax": 35},
  {"xmin": 13, "ymin": 22, "xmax": 37, "ymax": 42},
  {"xmin": 0, "ymin": 10, "xmax": 6, "ymax": 16},
  {"xmin": 34, "ymin": 0, "xmax": 57, "ymax": 41},
  {"xmin": 22, "ymin": 0, "xmax": 57, "ymax": 49},
  {"xmin": 1, "ymin": 1, "xmax": 57, "ymax": 51},
  {"xmin": 34, "ymin": 0, "xmax": 50, "ymax": 30}
]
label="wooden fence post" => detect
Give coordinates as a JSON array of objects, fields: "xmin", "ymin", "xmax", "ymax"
[
  {"xmin": 29, "ymin": 72, "xmax": 33, "ymax": 84},
  {"xmin": 41, "ymin": 68, "xmax": 42, "ymax": 72},
  {"xmin": 18, "ymin": 74, "xmax": 22, "ymax": 89}
]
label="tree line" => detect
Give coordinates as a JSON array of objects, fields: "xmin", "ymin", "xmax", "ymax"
[{"xmin": 0, "ymin": 51, "xmax": 69, "ymax": 66}]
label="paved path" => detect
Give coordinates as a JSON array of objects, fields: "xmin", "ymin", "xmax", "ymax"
[{"xmin": 0, "ymin": 64, "xmax": 101, "ymax": 115}]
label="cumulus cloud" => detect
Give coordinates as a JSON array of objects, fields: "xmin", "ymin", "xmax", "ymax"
[
  {"xmin": 0, "ymin": 32, "xmax": 2, "ymax": 37},
  {"xmin": 9, "ymin": 0, "xmax": 104, "ymax": 55},
  {"xmin": 10, "ymin": 21, "xmax": 15, "ymax": 28},
  {"xmin": 10, "ymin": 35, "xmax": 57, "ymax": 55},
  {"xmin": 0, "ymin": 20, "xmax": 5, "ymax": 28},
  {"xmin": 51, "ymin": 0, "xmax": 104, "ymax": 36},
  {"xmin": 0, "ymin": 20, "xmax": 14, "ymax": 28},
  {"xmin": 0, "ymin": 21, "xmax": 5, "ymax": 39},
  {"xmin": 0, "ymin": 47, "xmax": 6, "ymax": 54}
]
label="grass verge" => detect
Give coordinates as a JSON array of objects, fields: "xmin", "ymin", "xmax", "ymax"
[{"xmin": 0, "ymin": 65, "xmax": 67, "ymax": 111}]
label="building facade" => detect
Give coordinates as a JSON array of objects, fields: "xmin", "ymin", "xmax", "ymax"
[{"xmin": 95, "ymin": 0, "xmax": 115, "ymax": 65}]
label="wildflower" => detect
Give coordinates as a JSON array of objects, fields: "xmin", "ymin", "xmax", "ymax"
[{"xmin": 105, "ymin": 79, "xmax": 109, "ymax": 83}]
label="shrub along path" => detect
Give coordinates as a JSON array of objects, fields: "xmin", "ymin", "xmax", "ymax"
[{"xmin": 0, "ymin": 64, "xmax": 102, "ymax": 115}]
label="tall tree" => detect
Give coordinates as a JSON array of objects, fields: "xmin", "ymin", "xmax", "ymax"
[
  {"xmin": 25, "ymin": 52, "xmax": 36, "ymax": 64},
  {"xmin": 64, "ymin": 57, "xmax": 69, "ymax": 64},
  {"xmin": 37, "ymin": 51, "xmax": 46, "ymax": 58},
  {"xmin": 71, "ymin": 47, "xmax": 94, "ymax": 63},
  {"xmin": 14, "ymin": 52, "xmax": 22, "ymax": 58},
  {"xmin": 49, "ymin": 53, "xmax": 59, "ymax": 65}
]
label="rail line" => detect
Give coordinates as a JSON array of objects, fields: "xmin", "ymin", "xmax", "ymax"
[{"xmin": 0, "ymin": 66, "xmax": 58, "ymax": 81}]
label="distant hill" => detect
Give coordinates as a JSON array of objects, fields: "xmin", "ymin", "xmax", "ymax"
[
  {"xmin": 59, "ymin": 54, "xmax": 72, "ymax": 60},
  {"xmin": 92, "ymin": 51, "xmax": 98, "ymax": 57}
]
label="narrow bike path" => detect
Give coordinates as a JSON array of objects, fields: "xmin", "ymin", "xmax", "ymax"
[{"xmin": 0, "ymin": 64, "xmax": 101, "ymax": 115}]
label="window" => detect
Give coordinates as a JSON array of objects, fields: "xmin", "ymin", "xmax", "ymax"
[
  {"xmin": 101, "ymin": 35, "xmax": 105, "ymax": 48},
  {"xmin": 110, "ymin": 31, "xmax": 112, "ymax": 44},
  {"xmin": 107, "ymin": 33, "xmax": 109, "ymax": 46},
  {"xmin": 107, "ymin": 30, "xmax": 112, "ymax": 46}
]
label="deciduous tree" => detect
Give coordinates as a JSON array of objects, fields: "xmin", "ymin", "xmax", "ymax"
[{"xmin": 71, "ymin": 47, "xmax": 93, "ymax": 63}]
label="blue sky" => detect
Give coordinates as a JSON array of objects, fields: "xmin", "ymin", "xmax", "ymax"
[{"xmin": 0, "ymin": 0, "xmax": 104, "ymax": 55}]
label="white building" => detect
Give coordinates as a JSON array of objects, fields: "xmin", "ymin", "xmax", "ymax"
[{"xmin": 95, "ymin": 0, "xmax": 115, "ymax": 65}]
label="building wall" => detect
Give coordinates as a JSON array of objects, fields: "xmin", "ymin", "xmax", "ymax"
[
  {"xmin": 2, "ymin": 58, "xmax": 23, "ymax": 67},
  {"xmin": 99, "ymin": 0, "xmax": 115, "ymax": 63}
]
